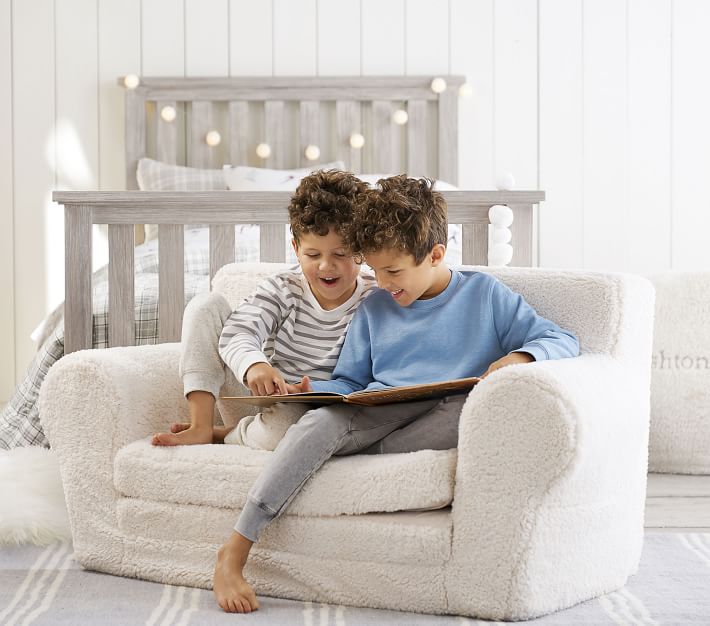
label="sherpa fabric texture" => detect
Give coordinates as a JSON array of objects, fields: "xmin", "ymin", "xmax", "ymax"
[
  {"xmin": 649, "ymin": 272, "xmax": 710, "ymax": 473},
  {"xmin": 39, "ymin": 264, "xmax": 655, "ymax": 621}
]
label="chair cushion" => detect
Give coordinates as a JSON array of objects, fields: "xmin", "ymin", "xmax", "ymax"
[{"xmin": 114, "ymin": 439, "xmax": 456, "ymax": 516}]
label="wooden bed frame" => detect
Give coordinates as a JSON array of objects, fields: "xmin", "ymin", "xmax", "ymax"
[{"xmin": 52, "ymin": 76, "xmax": 544, "ymax": 354}]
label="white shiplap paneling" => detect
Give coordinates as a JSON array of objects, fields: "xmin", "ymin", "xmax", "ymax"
[
  {"xmin": 273, "ymin": 0, "xmax": 317, "ymax": 76},
  {"xmin": 0, "ymin": 0, "xmax": 14, "ymax": 399},
  {"xmin": 461, "ymin": 0, "xmax": 494, "ymax": 189},
  {"xmin": 494, "ymin": 0, "xmax": 538, "ymax": 190},
  {"xmin": 538, "ymin": 0, "xmax": 584, "ymax": 269},
  {"xmin": 672, "ymin": 0, "xmax": 710, "ymax": 270},
  {"xmin": 143, "ymin": 0, "xmax": 185, "ymax": 76},
  {"xmin": 317, "ymin": 0, "xmax": 360, "ymax": 76},
  {"xmin": 450, "ymin": 0, "xmax": 479, "ymax": 190},
  {"xmin": 582, "ymin": 0, "xmax": 628, "ymax": 271},
  {"xmin": 361, "ymin": 0, "xmax": 404, "ymax": 75},
  {"xmin": 230, "ymin": 0, "xmax": 272, "ymax": 76},
  {"xmin": 627, "ymin": 0, "xmax": 672, "ymax": 274},
  {"xmin": 185, "ymin": 0, "xmax": 229, "ymax": 77},
  {"xmin": 98, "ymin": 0, "xmax": 140, "ymax": 192},
  {"xmin": 12, "ymin": 0, "xmax": 55, "ymax": 382},
  {"xmin": 405, "ymin": 0, "xmax": 448, "ymax": 75}
]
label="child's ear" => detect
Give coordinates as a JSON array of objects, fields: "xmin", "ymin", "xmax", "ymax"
[
  {"xmin": 291, "ymin": 238, "xmax": 299, "ymax": 255},
  {"xmin": 430, "ymin": 243, "xmax": 447, "ymax": 266}
]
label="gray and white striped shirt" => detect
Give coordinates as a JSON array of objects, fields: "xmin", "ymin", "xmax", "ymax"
[{"xmin": 218, "ymin": 267, "xmax": 376, "ymax": 384}]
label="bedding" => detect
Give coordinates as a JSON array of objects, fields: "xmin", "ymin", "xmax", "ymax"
[{"xmin": 0, "ymin": 229, "xmax": 260, "ymax": 449}]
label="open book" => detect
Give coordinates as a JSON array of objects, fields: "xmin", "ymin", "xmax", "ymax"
[{"xmin": 221, "ymin": 376, "xmax": 480, "ymax": 408}]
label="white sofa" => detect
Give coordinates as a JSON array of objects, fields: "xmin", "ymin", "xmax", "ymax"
[{"xmin": 39, "ymin": 264, "xmax": 655, "ymax": 620}]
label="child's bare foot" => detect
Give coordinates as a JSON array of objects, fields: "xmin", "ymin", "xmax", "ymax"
[
  {"xmin": 169, "ymin": 422, "xmax": 233, "ymax": 444},
  {"xmin": 151, "ymin": 424, "xmax": 213, "ymax": 446},
  {"xmin": 213, "ymin": 533, "xmax": 259, "ymax": 613}
]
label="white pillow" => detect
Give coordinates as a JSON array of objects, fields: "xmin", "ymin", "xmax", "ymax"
[
  {"xmin": 136, "ymin": 158, "xmax": 227, "ymax": 241},
  {"xmin": 224, "ymin": 161, "xmax": 345, "ymax": 191},
  {"xmin": 357, "ymin": 174, "xmax": 458, "ymax": 191}
]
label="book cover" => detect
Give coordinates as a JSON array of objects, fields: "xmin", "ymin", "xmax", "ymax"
[{"xmin": 221, "ymin": 376, "xmax": 480, "ymax": 407}]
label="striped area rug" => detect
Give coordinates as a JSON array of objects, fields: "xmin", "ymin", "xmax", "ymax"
[{"xmin": 1, "ymin": 533, "xmax": 708, "ymax": 625}]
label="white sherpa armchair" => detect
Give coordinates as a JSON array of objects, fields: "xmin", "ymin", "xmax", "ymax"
[{"xmin": 40, "ymin": 264, "xmax": 654, "ymax": 621}]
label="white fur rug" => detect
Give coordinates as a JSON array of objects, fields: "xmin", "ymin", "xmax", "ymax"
[{"xmin": 0, "ymin": 447, "xmax": 71, "ymax": 545}]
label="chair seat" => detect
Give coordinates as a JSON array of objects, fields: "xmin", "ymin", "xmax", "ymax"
[{"xmin": 114, "ymin": 439, "xmax": 456, "ymax": 516}]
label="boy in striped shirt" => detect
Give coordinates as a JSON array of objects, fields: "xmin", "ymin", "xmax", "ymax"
[{"xmin": 151, "ymin": 169, "xmax": 375, "ymax": 448}]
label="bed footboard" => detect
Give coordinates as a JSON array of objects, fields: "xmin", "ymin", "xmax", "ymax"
[{"xmin": 53, "ymin": 190, "xmax": 543, "ymax": 354}]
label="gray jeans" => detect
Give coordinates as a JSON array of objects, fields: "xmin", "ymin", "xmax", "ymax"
[{"xmin": 235, "ymin": 394, "xmax": 466, "ymax": 542}]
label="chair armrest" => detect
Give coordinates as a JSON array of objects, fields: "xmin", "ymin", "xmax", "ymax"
[
  {"xmin": 447, "ymin": 354, "xmax": 651, "ymax": 618},
  {"xmin": 39, "ymin": 343, "xmax": 184, "ymax": 537}
]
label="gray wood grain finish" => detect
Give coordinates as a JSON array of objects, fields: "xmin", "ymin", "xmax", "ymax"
[
  {"xmin": 508, "ymin": 204, "xmax": 534, "ymax": 267},
  {"xmin": 108, "ymin": 224, "xmax": 135, "ymax": 347},
  {"xmin": 461, "ymin": 224, "xmax": 489, "ymax": 266},
  {"xmin": 406, "ymin": 100, "xmax": 427, "ymax": 177},
  {"xmin": 209, "ymin": 225, "xmax": 236, "ymax": 282},
  {"xmin": 299, "ymin": 101, "xmax": 319, "ymax": 167},
  {"xmin": 54, "ymin": 191, "xmax": 545, "ymax": 212},
  {"xmin": 438, "ymin": 89, "xmax": 458, "ymax": 185},
  {"xmin": 158, "ymin": 224, "xmax": 184, "ymax": 343},
  {"xmin": 189, "ymin": 101, "xmax": 213, "ymax": 169},
  {"xmin": 371, "ymin": 101, "xmax": 393, "ymax": 173},
  {"xmin": 228, "ymin": 101, "xmax": 249, "ymax": 165},
  {"xmin": 64, "ymin": 205, "xmax": 93, "ymax": 354},
  {"xmin": 262, "ymin": 101, "xmax": 287, "ymax": 262},
  {"xmin": 335, "ymin": 100, "xmax": 361, "ymax": 172},
  {"xmin": 156, "ymin": 100, "xmax": 178, "ymax": 164},
  {"xmin": 117, "ymin": 76, "xmax": 468, "ymax": 104}
]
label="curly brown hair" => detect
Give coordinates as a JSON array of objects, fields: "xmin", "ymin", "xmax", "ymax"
[
  {"xmin": 344, "ymin": 175, "xmax": 448, "ymax": 264},
  {"xmin": 288, "ymin": 169, "xmax": 368, "ymax": 244}
]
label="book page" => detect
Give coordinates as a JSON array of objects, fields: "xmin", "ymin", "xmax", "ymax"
[{"xmin": 344, "ymin": 376, "xmax": 480, "ymax": 406}]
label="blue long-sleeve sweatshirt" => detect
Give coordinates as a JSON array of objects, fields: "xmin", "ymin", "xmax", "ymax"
[{"xmin": 310, "ymin": 270, "xmax": 580, "ymax": 395}]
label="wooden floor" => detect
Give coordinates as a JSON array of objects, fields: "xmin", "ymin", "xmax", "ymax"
[{"xmin": 646, "ymin": 473, "xmax": 710, "ymax": 531}]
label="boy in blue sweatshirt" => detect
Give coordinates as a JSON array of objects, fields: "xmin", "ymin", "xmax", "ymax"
[{"xmin": 212, "ymin": 175, "xmax": 579, "ymax": 613}]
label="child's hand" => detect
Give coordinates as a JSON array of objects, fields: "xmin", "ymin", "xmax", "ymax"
[
  {"xmin": 245, "ymin": 363, "xmax": 288, "ymax": 395},
  {"xmin": 285, "ymin": 376, "xmax": 313, "ymax": 394},
  {"xmin": 481, "ymin": 351, "xmax": 534, "ymax": 379}
]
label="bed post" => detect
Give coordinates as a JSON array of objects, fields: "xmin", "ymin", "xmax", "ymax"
[{"xmin": 64, "ymin": 204, "xmax": 93, "ymax": 353}]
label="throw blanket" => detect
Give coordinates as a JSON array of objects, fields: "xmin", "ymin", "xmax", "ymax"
[{"xmin": 0, "ymin": 227, "xmax": 258, "ymax": 448}]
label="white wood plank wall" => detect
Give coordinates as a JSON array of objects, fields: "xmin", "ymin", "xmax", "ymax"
[{"xmin": 2, "ymin": 0, "xmax": 710, "ymax": 402}]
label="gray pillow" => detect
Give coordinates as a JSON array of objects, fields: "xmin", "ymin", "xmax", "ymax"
[{"xmin": 136, "ymin": 158, "xmax": 227, "ymax": 241}]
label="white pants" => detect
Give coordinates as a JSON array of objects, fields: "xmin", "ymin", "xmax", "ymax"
[{"xmin": 179, "ymin": 292, "xmax": 309, "ymax": 450}]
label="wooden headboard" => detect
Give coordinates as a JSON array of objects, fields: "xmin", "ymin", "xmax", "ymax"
[{"xmin": 123, "ymin": 75, "xmax": 465, "ymax": 187}]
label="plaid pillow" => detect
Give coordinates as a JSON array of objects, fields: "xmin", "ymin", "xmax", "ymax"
[{"xmin": 136, "ymin": 158, "xmax": 227, "ymax": 240}]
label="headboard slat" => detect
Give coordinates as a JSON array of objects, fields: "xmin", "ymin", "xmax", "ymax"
[
  {"xmin": 156, "ymin": 100, "xmax": 178, "ymax": 164},
  {"xmin": 158, "ymin": 225, "xmax": 185, "ymax": 342},
  {"xmin": 335, "ymin": 100, "xmax": 361, "ymax": 172},
  {"xmin": 299, "ymin": 101, "xmax": 320, "ymax": 168},
  {"xmin": 228, "ymin": 101, "xmax": 249, "ymax": 165},
  {"xmin": 406, "ymin": 100, "xmax": 427, "ymax": 178},
  {"xmin": 189, "ymin": 101, "xmax": 213, "ymax": 169},
  {"xmin": 371, "ymin": 100, "xmax": 393, "ymax": 173}
]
